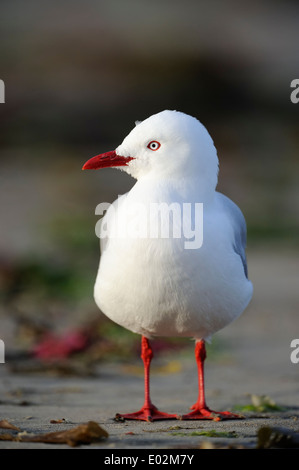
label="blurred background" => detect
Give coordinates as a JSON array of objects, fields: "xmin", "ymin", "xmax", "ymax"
[{"xmin": 0, "ymin": 0, "xmax": 298, "ymax": 375}]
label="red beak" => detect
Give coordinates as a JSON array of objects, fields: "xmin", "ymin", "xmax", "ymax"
[{"xmin": 82, "ymin": 150, "xmax": 134, "ymax": 170}]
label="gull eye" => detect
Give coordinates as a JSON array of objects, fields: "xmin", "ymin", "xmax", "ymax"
[{"xmin": 147, "ymin": 141, "xmax": 161, "ymax": 151}]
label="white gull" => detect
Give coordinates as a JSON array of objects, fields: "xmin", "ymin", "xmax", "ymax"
[{"xmin": 83, "ymin": 110, "xmax": 253, "ymax": 421}]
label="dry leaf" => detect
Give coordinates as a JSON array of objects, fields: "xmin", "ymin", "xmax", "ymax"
[
  {"xmin": 0, "ymin": 420, "xmax": 20, "ymax": 431},
  {"xmin": 257, "ymin": 426, "xmax": 299, "ymax": 449},
  {"xmin": 0, "ymin": 421, "xmax": 108, "ymax": 447},
  {"xmin": 0, "ymin": 433, "xmax": 17, "ymax": 441},
  {"xmin": 251, "ymin": 394, "xmax": 276, "ymax": 408}
]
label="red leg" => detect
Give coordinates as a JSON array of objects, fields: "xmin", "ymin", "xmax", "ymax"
[
  {"xmin": 182, "ymin": 340, "xmax": 243, "ymax": 421},
  {"xmin": 115, "ymin": 336, "xmax": 177, "ymax": 422}
]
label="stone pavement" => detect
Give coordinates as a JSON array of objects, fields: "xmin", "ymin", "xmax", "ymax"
[{"xmin": 0, "ymin": 248, "xmax": 298, "ymax": 450}]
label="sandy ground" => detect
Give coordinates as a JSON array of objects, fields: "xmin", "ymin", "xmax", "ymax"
[{"xmin": 0, "ymin": 246, "xmax": 299, "ymax": 450}]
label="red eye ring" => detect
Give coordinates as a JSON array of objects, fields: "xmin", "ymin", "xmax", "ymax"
[{"xmin": 147, "ymin": 141, "xmax": 161, "ymax": 151}]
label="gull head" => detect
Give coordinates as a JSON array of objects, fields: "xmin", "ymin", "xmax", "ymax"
[{"xmin": 83, "ymin": 110, "xmax": 219, "ymax": 188}]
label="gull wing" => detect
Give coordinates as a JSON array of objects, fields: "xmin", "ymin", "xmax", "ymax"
[{"xmin": 217, "ymin": 193, "xmax": 249, "ymax": 278}]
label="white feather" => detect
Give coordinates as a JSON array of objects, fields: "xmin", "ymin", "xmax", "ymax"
[{"xmin": 94, "ymin": 110, "xmax": 253, "ymax": 341}]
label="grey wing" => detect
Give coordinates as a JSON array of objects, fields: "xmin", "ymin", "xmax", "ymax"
[{"xmin": 218, "ymin": 192, "xmax": 249, "ymax": 278}]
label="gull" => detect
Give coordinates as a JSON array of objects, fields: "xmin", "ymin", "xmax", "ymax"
[{"xmin": 82, "ymin": 110, "xmax": 253, "ymax": 421}]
